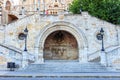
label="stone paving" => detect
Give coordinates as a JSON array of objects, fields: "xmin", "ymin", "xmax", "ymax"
[
  {"xmin": 0, "ymin": 77, "xmax": 120, "ymax": 80},
  {"xmin": 0, "ymin": 69, "xmax": 120, "ymax": 80},
  {"xmin": 0, "ymin": 70, "xmax": 120, "ymax": 78}
]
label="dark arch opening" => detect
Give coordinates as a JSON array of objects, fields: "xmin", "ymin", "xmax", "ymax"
[
  {"xmin": 43, "ymin": 30, "xmax": 79, "ymax": 61},
  {"xmin": 8, "ymin": 14, "xmax": 18, "ymax": 23}
]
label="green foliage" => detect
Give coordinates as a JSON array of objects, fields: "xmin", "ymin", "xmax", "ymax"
[{"xmin": 69, "ymin": 0, "xmax": 120, "ymax": 25}]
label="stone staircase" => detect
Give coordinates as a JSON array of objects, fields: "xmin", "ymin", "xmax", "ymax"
[{"xmin": 20, "ymin": 62, "xmax": 110, "ymax": 73}]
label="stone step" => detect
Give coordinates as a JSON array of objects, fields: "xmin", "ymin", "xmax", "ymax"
[{"xmin": 20, "ymin": 62, "xmax": 109, "ymax": 73}]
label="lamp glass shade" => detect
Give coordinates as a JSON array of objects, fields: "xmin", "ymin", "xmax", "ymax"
[{"xmin": 100, "ymin": 28, "xmax": 104, "ymax": 35}]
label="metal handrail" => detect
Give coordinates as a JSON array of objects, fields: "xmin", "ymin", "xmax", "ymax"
[{"xmin": 0, "ymin": 43, "xmax": 22, "ymax": 54}]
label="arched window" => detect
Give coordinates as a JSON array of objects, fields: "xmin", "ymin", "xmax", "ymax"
[
  {"xmin": 55, "ymin": 0, "xmax": 57, "ymax": 2},
  {"xmin": 6, "ymin": 0, "xmax": 11, "ymax": 11},
  {"xmin": 54, "ymin": 5, "xmax": 58, "ymax": 7},
  {"xmin": 50, "ymin": 11, "xmax": 52, "ymax": 14},
  {"xmin": 55, "ymin": 12, "xmax": 57, "ymax": 14}
]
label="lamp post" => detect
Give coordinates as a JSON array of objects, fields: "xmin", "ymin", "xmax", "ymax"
[
  {"xmin": 22, "ymin": 27, "xmax": 28, "ymax": 69},
  {"xmin": 100, "ymin": 28, "xmax": 107, "ymax": 66},
  {"xmin": 24, "ymin": 27, "xmax": 28, "ymax": 51},
  {"xmin": 100, "ymin": 28, "xmax": 104, "ymax": 51}
]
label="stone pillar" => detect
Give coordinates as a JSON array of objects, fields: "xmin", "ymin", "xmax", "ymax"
[
  {"xmin": 84, "ymin": 47, "xmax": 88, "ymax": 62},
  {"xmin": 100, "ymin": 51, "xmax": 107, "ymax": 66},
  {"xmin": 22, "ymin": 51, "xmax": 28, "ymax": 69},
  {"xmin": 34, "ymin": 47, "xmax": 44, "ymax": 64},
  {"xmin": 79, "ymin": 47, "xmax": 88, "ymax": 63},
  {"xmin": 38, "ymin": 50, "xmax": 44, "ymax": 64},
  {"xmin": 35, "ymin": 47, "xmax": 39, "ymax": 63}
]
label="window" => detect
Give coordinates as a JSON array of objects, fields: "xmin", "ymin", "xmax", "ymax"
[
  {"xmin": 6, "ymin": 0, "xmax": 11, "ymax": 10},
  {"xmin": 54, "ymin": 5, "xmax": 58, "ymax": 7},
  {"xmin": 23, "ymin": 0, "xmax": 26, "ymax": 2}
]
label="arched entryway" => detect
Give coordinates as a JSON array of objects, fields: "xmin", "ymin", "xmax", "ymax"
[
  {"xmin": 35, "ymin": 21, "xmax": 88, "ymax": 63},
  {"xmin": 44, "ymin": 30, "xmax": 79, "ymax": 61}
]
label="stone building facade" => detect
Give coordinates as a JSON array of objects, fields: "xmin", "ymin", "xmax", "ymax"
[
  {"xmin": 0, "ymin": 0, "xmax": 120, "ymax": 71},
  {"xmin": 0, "ymin": 0, "xmax": 73, "ymax": 24},
  {"xmin": 0, "ymin": 12, "xmax": 120, "ymax": 70}
]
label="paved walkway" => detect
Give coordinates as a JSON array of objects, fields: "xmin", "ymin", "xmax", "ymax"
[
  {"xmin": 0, "ymin": 70, "xmax": 120, "ymax": 78},
  {"xmin": 0, "ymin": 77, "xmax": 120, "ymax": 80}
]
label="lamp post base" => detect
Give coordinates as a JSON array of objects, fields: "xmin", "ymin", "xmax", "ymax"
[
  {"xmin": 22, "ymin": 51, "xmax": 28, "ymax": 69},
  {"xmin": 100, "ymin": 51, "xmax": 107, "ymax": 66}
]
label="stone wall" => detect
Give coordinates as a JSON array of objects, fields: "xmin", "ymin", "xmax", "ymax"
[
  {"xmin": 0, "ymin": 12, "xmax": 120, "ymax": 69},
  {"xmin": 0, "ymin": 44, "xmax": 22, "ymax": 70}
]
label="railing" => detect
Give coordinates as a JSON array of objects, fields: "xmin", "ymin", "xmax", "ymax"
[
  {"xmin": 10, "ymin": 4, "xmax": 37, "ymax": 12},
  {"xmin": 0, "ymin": 65, "xmax": 7, "ymax": 70},
  {"xmin": 88, "ymin": 45, "xmax": 119, "ymax": 61},
  {"xmin": 7, "ymin": 4, "xmax": 67, "ymax": 16},
  {"xmin": 106, "ymin": 46, "xmax": 120, "ymax": 67},
  {"xmin": 0, "ymin": 43, "xmax": 22, "ymax": 54},
  {"xmin": 0, "ymin": 43, "xmax": 35, "ymax": 69},
  {"xmin": 88, "ymin": 50, "xmax": 100, "ymax": 62},
  {"xmin": 0, "ymin": 43, "xmax": 22, "ymax": 67}
]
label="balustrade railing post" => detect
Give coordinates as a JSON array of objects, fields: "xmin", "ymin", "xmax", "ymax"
[
  {"xmin": 100, "ymin": 51, "xmax": 107, "ymax": 66},
  {"xmin": 22, "ymin": 51, "xmax": 28, "ymax": 69}
]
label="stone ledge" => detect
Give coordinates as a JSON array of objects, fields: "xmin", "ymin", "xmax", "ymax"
[{"xmin": 0, "ymin": 72, "xmax": 120, "ymax": 78}]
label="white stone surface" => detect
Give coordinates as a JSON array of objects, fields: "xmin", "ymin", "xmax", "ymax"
[{"xmin": 0, "ymin": 12, "xmax": 120, "ymax": 70}]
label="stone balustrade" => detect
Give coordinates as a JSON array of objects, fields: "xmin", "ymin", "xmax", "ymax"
[
  {"xmin": 106, "ymin": 46, "xmax": 120, "ymax": 69},
  {"xmin": 0, "ymin": 43, "xmax": 35, "ymax": 70}
]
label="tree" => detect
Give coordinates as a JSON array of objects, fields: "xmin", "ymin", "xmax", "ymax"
[{"xmin": 69, "ymin": 0, "xmax": 120, "ymax": 25}]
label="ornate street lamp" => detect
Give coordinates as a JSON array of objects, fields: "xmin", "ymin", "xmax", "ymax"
[
  {"xmin": 24, "ymin": 27, "xmax": 28, "ymax": 51},
  {"xmin": 100, "ymin": 28, "xmax": 104, "ymax": 51}
]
